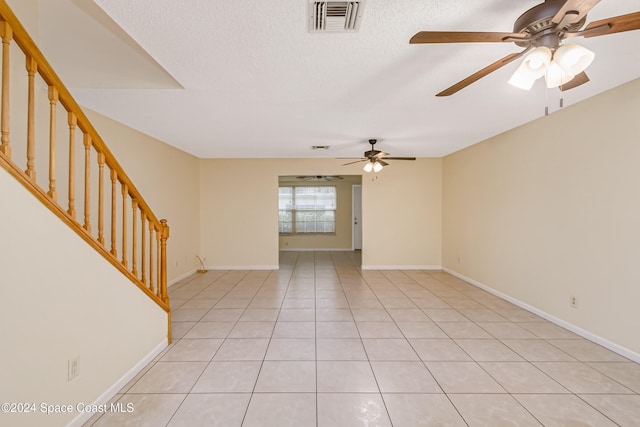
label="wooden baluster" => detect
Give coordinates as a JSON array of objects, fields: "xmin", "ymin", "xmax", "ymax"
[
  {"xmin": 97, "ymin": 152, "xmax": 105, "ymax": 245},
  {"xmin": 25, "ymin": 56, "xmax": 37, "ymax": 180},
  {"xmin": 0, "ymin": 21, "xmax": 12, "ymax": 159},
  {"xmin": 132, "ymin": 199, "xmax": 138, "ymax": 277},
  {"xmin": 67, "ymin": 112, "xmax": 77, "ymax": 218},
  {"xmin": 160, "ymin": 219, "xmax": 170, "ymax": 304},
  {"xmin": 121, "ymin": 184, "xmax": 128, "ymax": 267},
  {"xmin": 110, "ymin": 169, "xmax": 117, "ymax": 257},
  {"xmin": 47, "ymin": 87, "xmax": 58, "ymax": 201},
  {"xmin": 149, "ymin": 222, "xmax": 155, "ymax": 293},
  {"xmin": 83, "ymin": 134, "xmax": 91, "ymax": 232},
  {"xmin": 156, "ymin": 225, "xmax": 161, "ymax": 297},
  {"xmin": 141, "ymin": 211, "xmax": 147, "ymax": 285}
]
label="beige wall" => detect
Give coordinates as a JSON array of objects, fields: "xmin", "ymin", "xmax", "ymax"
[
  {"xmin": 278, "ymin": 175, "xmax": 361, "ymax": 250},
  {"xmin": 442, "ymin": 78, "xmax": 640, "ymax": 356},
  {"xmin": 6, "ymin": 0, "xmax": 38, "ymax": 37},
  {"xmin": 86, "ymin": 110, "xmax": 201, "ymax": 283},
  {"xmin": 0, "ymin": 167, "xmax": 167, "ymax": 427},
  {"xmin": 363, "ymin": 158, "xmax": 442, "ymax": 268},
  {"xmin": 200, "ymin": 158, "xmax": 442, "ymax": 269}
]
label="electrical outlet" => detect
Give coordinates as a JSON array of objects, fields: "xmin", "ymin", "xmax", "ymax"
[
  {"xmin": 68, "ymin": 357, "xmax": 79, "ymax": 381},
  {"xmin": 569, "ymin": 295, "xmax": 578, "ymax": 309}
]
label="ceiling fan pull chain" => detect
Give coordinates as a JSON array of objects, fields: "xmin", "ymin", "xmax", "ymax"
[{"xmin": 545, "ymin": 86, "xmax": 549, "ymax": 116}]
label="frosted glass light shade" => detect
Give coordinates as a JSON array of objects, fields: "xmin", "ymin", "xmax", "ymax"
[
  {"xmin": 524, "ymin": 46, "xmax": 552, "ymax": 74},
  {"xmin": 373, "ymin": 161, "xmax": 383, "ymax": 173},
  {"xmin": 508, "ymin": 47, "xmax": 552, "ymax": 90},
  {"xmin": 545, "ymin": 59, "xmax": 574, "ymax": 88},
  {"xmin": 363, "ymin": 162, "xmax": 373, "ymax": 172},
  {"xmin": 554, "ymin": 43, "xmax": 595, "ymax": 75}
]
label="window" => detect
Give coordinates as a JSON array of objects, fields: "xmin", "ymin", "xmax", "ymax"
[{"xmin": 279, "ymin": 186, "xmax": 336, "ymax": 234}]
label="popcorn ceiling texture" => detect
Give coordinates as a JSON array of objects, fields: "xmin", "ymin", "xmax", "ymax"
[{"xmin": 31, "ymin": 0, "xmax": 640, "ymax": 158}]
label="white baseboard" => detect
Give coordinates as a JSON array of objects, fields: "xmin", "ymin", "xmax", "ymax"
[
  {"xmin": 66, "ymin": 339, "xmax": 168, "ymax": 427},
  {"xmin": 168, "ymin": 269, "xmax": 197, "ymax": 287},
  {"xmin": 204, "ymin": 265, "xmax": 279, "ymax": 270},
  {"xmin": 279, "ymin": 248, "xmax": 353, "ymax": 252},
  {"xmin": 442, "ymin": 267, "xmax": 640, "ymax": 364},
  {"xmin": 362, "ymin": 265, "xmax": 442, "ymax": 270}
]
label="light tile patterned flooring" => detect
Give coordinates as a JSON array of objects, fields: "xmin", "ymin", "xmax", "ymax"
[{"xmin": 87, "ymin": 251, "xmax": 640, "ymax": 426}]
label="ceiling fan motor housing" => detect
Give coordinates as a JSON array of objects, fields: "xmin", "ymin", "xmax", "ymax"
[
  {"xmin": 365, "ymin": 139, "xmax": 381, "ymax": 158},
  {"xmin": 513, "ymin": 0, "xmax": 586, "ymax": 48}
]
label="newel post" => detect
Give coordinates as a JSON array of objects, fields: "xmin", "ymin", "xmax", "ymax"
[{"xmin": 160, "ymin": 219, "xmax": 170, "ymax": 304}]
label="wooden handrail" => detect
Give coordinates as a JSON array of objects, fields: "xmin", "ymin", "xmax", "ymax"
[{"xmin": 0, "ymin": 1, "xmax": 170, "ymax": 341}]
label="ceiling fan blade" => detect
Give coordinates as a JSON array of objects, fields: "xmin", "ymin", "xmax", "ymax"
[
  {"xmin": 436, "ymin": 48, "xmax": 531, "ymax": 97},
  {"xmin": 373, "ymin": 151, "xmax": 390, "ymax": 159},
  {"xmin": 551, "ymin": 0, "xmax": 600, "ymax": 26},
  {"xmin": 582, "ymin": 11, "xmax": 640, "ymax": 38},
  {"xmin": 377, "ymin": 160, "xmax": 389, "ymax": 167},
  {"xmin": 382, "ymin": 157, "xmax": 416, "ymax": 161},
  {"xmin": 560, "ymin": 71, "xmax": 590, "ymax": 91},
  {"xmin": 341, "ymin": 159, "xmax": 367, "ymax": 166},
  {"xmin": 410, "ymin": 31, "xmax": 528, "ymax": 44}
]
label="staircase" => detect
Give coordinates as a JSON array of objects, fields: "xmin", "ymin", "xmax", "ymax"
[{"xmin": 0, "ymin": 1, "xmax": 171, "ymax": 341}]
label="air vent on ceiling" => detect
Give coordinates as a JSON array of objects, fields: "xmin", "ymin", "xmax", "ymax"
[{"xmin": 309, "ymin": 1, "xmax": 365, "ymax": 33}]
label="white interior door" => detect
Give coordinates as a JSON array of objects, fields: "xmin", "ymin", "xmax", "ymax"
[{"xmin": 352, "ymin": 185, "xmax": 362, "ymax": 250}]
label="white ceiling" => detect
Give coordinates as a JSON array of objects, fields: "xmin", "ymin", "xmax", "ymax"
[{"xmin": 35, "ymin": 0, "xmax": 640, "ymax": 159}]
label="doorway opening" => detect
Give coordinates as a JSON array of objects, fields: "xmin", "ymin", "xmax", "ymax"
[{"xmin": 278, "ymin": 175, "xmax": 362, "ymax": 256}]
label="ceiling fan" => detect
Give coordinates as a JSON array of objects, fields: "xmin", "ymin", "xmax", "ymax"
[
  {"xmin": 410, "ymin": 0, "xmax": 640, "ymax": 96},
  {"xmin": 296, "ymin": 175, "xmax": 344, "ymax": 181},
  {"xmin": 341, "ymin": 139, "xmax": 416, "ymax": 172}
]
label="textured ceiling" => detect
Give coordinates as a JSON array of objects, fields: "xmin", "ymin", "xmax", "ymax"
[{"xmin": 35, "ymin": 0, "xmax": 640, "ymax": 159}]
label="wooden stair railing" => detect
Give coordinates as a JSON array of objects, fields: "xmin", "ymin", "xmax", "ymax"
[{"xmin": 0, "ymin": 1, "xmax": 171, "ymax": 342}]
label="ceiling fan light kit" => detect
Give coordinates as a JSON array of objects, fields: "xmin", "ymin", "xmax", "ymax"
[
  {"xmin": 409, "ymin": 0, "xmax": 640, "ymax": 96},
  {"xmin": 362, "ymin": 160, "xmax": 384, "ymax": 173},
  {"xmin": 508, "ymin": 42, "xmax": 594, "ymax": 90}
]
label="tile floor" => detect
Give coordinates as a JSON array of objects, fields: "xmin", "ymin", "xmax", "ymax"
[{"xmin": 86, "ymin": 251, "xmax": 640, "ymax": 426}]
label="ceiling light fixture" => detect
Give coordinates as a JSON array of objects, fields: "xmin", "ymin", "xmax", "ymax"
[
  {"xmin": 509, "ymin": 43, "xmax": 594, "ymax": 91},
  {"xmin": 362, "ymin": 160, "xmax": 383, "ymax": 173},
  {"xmin": 554, "ymin": 43, "xmax": 595, "ymax": 76},
  {"xmin": 508, "ymin": 46, "xmax": 551, "ymax": 90}
]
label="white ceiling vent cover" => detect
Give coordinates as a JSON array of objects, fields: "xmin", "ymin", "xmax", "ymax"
[{"xmin": 309, "ymin": 1, "xmax": 366, "ymax": 33}]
